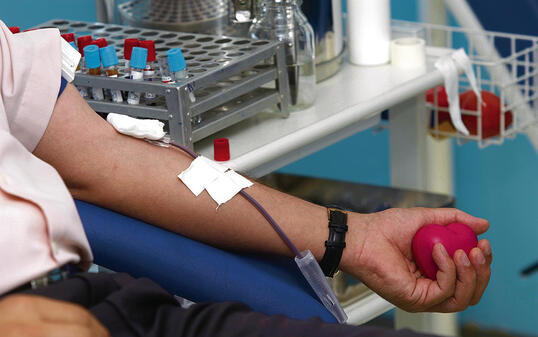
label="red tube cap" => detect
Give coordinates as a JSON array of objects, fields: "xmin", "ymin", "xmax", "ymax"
[
  {"xmin": 8, "ymin": 26, "xmax": 20, "ymax": 34},
  {"xmin": 124, "ymin": 38, "xmax": 139, "ymax": 60},
  {"xmin": 77, "ymin": 35, "xmax": 93, "ymax": 56},
  {"xmin": 92, "ymin": 38, "xmax": 108, "ymax": 48},
  {"xmin": 61, "ymin": 33, "xmax": 75, "ymax": 43},
  {"xmin": 214, "ymin": 138, "xmax": 230, "ymax": 161},
  {"xmin": 139, "ymin": 40, "xmax": 156, "ymax": 62}
]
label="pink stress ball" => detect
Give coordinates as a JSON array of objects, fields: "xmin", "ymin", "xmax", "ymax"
[{"xmin": 412, "ymin": 223, "xmax": 478, "ymax": 280}]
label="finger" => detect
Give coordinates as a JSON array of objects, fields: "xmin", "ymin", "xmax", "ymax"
[
  {"xmin": 469, "ymin": 244, "xmax": 492, "ymax": 305},
  {"xmin": 429, "ymin": 249, "xmax": 477, "ymax": 312},
  {"xmin": 423, "ymin": 208, "xmax": 489, "ymax": 234},
  {"xmin": 478, "ymin": 239, "xmax": 493, "ymax": 265},
  {"xmin": 423, "ymin": 243, "xmax": 457, "ymax": 307}
]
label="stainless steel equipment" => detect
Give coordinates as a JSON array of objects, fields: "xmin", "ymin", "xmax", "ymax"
[
  {"xmin": 116, "ymin": 0, "xmax": 253, "ymax": 36},
  {"xmin": 38, "ymin": 19, "xmax": 291, "ymax": 149},
  {"xmin": 102, "ymin": 0, "xmax": 344, "ymax": 82}
]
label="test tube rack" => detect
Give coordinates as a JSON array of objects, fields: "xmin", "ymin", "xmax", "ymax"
[{"xmin": 36, "ymin": 19, "xmax": 291, "ymax": 149}]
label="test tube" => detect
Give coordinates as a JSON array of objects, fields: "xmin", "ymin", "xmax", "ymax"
[
  {"xmin": 83, "ymin": 45, "xmax": 105, "ymax": 101},
  {"xmin": 76, "ymin": 35, "xmax": 92, "ymax": 98},
  {"xmin": 158, "ymin": 56, "xmax": 174, "ymax": 84},
  {"xmin": 100, "ymin": 45, "xmax": 123, "ymax": 103},
  {"xmin": 166, "ymin": 48, "xmax": 187, "ymax": 82},
  {"xmin": 127, "ymin": 47, "xmax": 148, "ymax": 105},
  {"xmin": 139, "ymin": 40, "xmax": 157, "ymax": 102},
  {"xmin": 123, "ymin": 38, "xmax": 139, "ymax": 73},
  {"xmin": 92, "ymin": 38, "xmax": 108, "ymax": 48},
  {"xmin": 61, "ymin": 33, "xmax": 75, "ymax": 43}
]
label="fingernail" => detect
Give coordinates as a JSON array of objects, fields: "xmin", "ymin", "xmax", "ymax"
[
  {"xmin": 459, "ymin": 252, "xmax": 471, "ymax": 267},
  {"xmin": 477, "ymin": 251, "xmax": 486, "ymax": 265},
  {"xmin": 436, "ymin": 243, "xmax": 448, "ymax": 256},
  {"xmin": 483, "ymin": 242, "xmax": 492, "ymax": 256}
]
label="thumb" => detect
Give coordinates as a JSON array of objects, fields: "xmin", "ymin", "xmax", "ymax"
[{"xmin": 426, "ymin": 208, "xmax": 489, "ymax": 235}]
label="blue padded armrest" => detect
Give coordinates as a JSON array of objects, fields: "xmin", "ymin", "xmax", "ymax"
[{"xmin": 75, "ymin": 200, "xmax": 336, "ymax": 323}]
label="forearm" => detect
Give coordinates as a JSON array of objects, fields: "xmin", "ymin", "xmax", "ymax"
[{"xmin": 34, "ymin": 84, "xmax": 332, "ymax": 259}]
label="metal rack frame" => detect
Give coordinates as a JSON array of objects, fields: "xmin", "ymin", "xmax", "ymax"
[
  {"xmin": 396, "ymin": 20, "xmax": 538, "ymax": 148},
  {"xmin": 37, "ymin": 19, "xmax": 291, "ymax": 149}
]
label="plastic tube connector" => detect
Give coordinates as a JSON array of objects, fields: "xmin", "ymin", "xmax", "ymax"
[{"xmin": 295, "ymin": 250, "xmax": 347, "ymax": 323}]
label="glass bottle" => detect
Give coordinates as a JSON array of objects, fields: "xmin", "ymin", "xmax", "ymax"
[{"xmin": 249, "ymin": 0, "xmax": 316, "ymax": 111}]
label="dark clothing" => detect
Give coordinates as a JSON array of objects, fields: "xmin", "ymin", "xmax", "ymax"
[{"xmin": 14, "ymin": 272, "xmax": 432, "ymax": 337}]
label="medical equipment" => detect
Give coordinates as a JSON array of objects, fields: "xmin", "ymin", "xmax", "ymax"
[
  {"xmin": 83, "ymin": 45, "xmax": 105, "ymax": 101},
  {"xmin": 92, "ymin": 37, "xmax": 108, "ymax": 48},
  {"xmin": 36, "ymin": 19, "xmax": 291, "ymax": 149},
  {"xmin": 140, "ymin": 40, "xmax": 158, "ymax": 102},
  {"xmin": 213, "ymin": 138, "xmax": 230, "ymax": 161},
  {"xmin": 100, "ymin": 45, "xmax": 123, "ymax": 103},
  {"xmin": 249, "ymin": 0, "xmax": 316, "ymax": 110},
  {"xmin": 61, "ymin": 32, "xmax": 75, "ymax": 43},
  {"xmin": 127, "ymin": 46, "xmax": 148, "ymax": 105},
  {"xmin": 169, "ymin": 140, "xmax": 347, "ymax": 323},
  {"xmin": 157, "ymin": 56, "xmax": 174, "ymax": 84},
  {"xmin": 123, "ymin": 38, "xmax": 139, "ymax": 73},
  {"xmin": 166, "ymin": 48, "xmax": 187, "ymax": 83},
  {"xmin": 390, "ymin": 38, "xmax": 427, "ymax": 70}
]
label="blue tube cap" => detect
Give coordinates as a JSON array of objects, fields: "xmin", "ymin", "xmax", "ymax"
[
  {"xmin": 130, "ymin": 47, "xmax": 148, "ymax": 70},
  {"xmin": 166, "ymin": 48, "xmax": 186, "ymax": 72},
  {"xmin": 83, "ymin": 45, "xmax": 101, "ymax": 69},
  {"xmin": 100, "ymin": 45, "xmax": 119, "ymax": 68}
]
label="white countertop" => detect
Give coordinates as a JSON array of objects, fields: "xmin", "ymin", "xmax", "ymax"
[{"xmin": 195, "ymin": 56, "xmax": 444, "ymax": 177}]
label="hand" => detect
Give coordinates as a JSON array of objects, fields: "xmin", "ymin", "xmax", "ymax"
[
  {"xmin": 341, "ymin": 208, "xmax": 492, "ymax": 312},
  {"xmin": 0, "ymin": 294, "xmax": 110, "ymax": 337}
]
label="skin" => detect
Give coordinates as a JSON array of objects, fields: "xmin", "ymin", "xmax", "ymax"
[
  {"xmin": 1, "ymin": 84, "xmax": 492, "ymax": 332},
  {"xmin": 0, "ymin": 295, "xmax": 109, "ymax": 337}
]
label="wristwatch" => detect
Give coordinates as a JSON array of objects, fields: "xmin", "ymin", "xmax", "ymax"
[{"xmin": 319, "ymin": 208, "xmax": 348, "ymax": 277}]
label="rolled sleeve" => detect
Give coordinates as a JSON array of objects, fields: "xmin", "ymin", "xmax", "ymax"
[{"xmin": 0, "ymin": 21, "xmax": 61, "ymax": 151}]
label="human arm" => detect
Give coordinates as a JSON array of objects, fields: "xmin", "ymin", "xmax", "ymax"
[{"xmin": 33, "ymin": 84, "xmax": 491, "ymax": 312}]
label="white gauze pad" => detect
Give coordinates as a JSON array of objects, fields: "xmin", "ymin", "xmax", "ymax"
[
  {"xmin": 178, "ymin": 157, "xmax": 227, "ymax": 196},
  {"xmin": 178, "ymin": 156, "xmax": 253, "ymax": 207},
  {"xmin": 107, "ymin": 113, "xmax": 166, "ymax": 140}
]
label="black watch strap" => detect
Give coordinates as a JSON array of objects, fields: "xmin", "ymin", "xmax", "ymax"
[{"xmin": 319, "ymin": 208, "xmax": 348, "ymax": 277}]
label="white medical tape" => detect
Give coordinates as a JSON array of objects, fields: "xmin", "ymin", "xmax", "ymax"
[
  {"xmin": 390, "ymin": 37, "xmax": 426, "ymax": 69},
  {"xmin": 451, "ymin": 49, "xmax": 482, "ymax": 101},
  {"xmin": 435, "ymin": 50, "xmax": 471, "ymax": 135},
  {"xmin": 178, "ymin": 156, "xmax": 253, "ymax": 208},
  {"xmin": 106, "ymin": 113, "xmax": 166, "ymax": 140}
]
